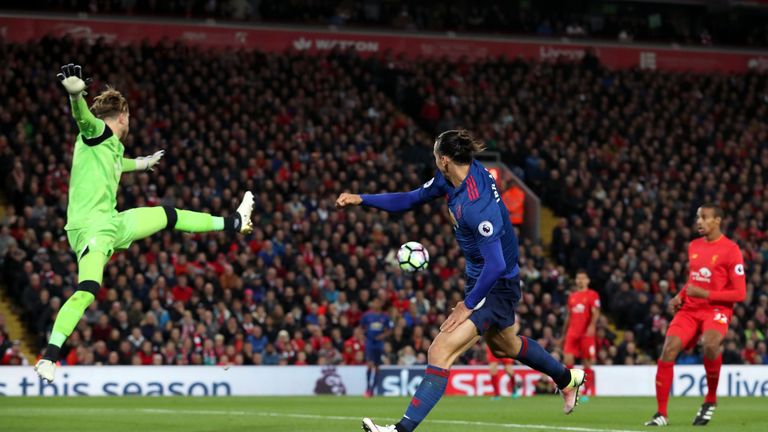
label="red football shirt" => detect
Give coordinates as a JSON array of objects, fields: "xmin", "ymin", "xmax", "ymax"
[
  {"xmin": 681, "ymin": 235, "xmax": 746, "ymax": 312},
  {"xmin": 342, "ymin": 337, "xmax": 365, "ymax": 365},
  {"xmin": 566, "ymin": 288, "xmax": 601, "ymax": 337}
]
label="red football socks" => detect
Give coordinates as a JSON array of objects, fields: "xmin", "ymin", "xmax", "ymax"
[
  {"xmin": 584, "ymin": 366, "xmax": 595, "ymax": 395},
  {"xmin": 656, "ymin": 360, "xmax": 675, "ymax": 417},
  {"xmin": 491, "ymin": 371, "xmax": 502, "ymax": 397},
  {"xmin": 704, "ymin": 354, "xmax": 722, "ymax": 405}
]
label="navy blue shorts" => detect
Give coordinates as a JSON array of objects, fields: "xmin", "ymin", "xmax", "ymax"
[
  {"xmin": 468, "ymin": 276, "xmax": 521, "ymax": 336},
  {"xmin": 365, "ymin": 344, "xmax": 384, "ymax": 365}
]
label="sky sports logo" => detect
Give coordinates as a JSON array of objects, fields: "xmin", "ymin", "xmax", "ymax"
[
  {"xmin": 379, "ymin": 367, "xmax": 546, "ymax": 397},
  {"xmin": 292, "ymin": 37, "xmax": 379, "ymax": 52}
]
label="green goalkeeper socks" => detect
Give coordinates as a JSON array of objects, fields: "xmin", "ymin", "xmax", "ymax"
[
  {"xmin": 43, "ymin": 288, "xmax": 96, "ymax": 362},
  {"xmin": 43, "ymin": 253, "xmax": 106, "ymax": 362},
  {"xmin": 173, "ymin": 208, "xmax": 240, "ymax": 233},
  {"xmin": 122, "ymin": 207, "xmax": 227, "ymax": 239},
  {"xmin": 51, "ymin": 290, "xmax": 95, "ymax": 341},
  {"xmin": 134, "ymin": 207, "xmax": 220, "ymax": 233},
  {"xmin": 175, "ymin": 209, "xmax": 223, "ymax": 232}
]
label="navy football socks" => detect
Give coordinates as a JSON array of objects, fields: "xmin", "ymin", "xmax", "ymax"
[
  {"xmin": 515, "ymin": 336, "xmax": 572, "ymax": 389},
  {"xmin": 396, "ymin": 365, "xmax": 449, "ymax": 432}
]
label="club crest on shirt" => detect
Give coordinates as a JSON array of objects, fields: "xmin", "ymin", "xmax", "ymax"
[{"xmin": 711, "ymin": 255, "xmax": 718, "ymax": 264}]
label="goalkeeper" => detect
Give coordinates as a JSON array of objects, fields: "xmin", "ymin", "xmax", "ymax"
[{"xmin": 34, "ymin": 64, "xmax": 255, "ymax": 382}]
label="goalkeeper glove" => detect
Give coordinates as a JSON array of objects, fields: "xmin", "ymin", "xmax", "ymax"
[
  {"xmin": 56, "ymin": 63, "xmax": 93, "ymax": 97},
  {"xmin": 135, "ymin": 150, "xmax": 165, "ymax": 172}
]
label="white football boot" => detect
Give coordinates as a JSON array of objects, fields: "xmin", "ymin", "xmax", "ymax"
[
  {"xmin": 560, "ymin": 368, "xmax": 586, "ymax": 414},
  {"xmin": 361, "ymin": 418, "xmax": 397, "ymax": 432},
  {"xmin": 236, "ymin": 191, "xmax": 254, "ymax": 234},
  {"xmin": 34, "ymin": 359, "xmax": 56, "ymax": 383}
]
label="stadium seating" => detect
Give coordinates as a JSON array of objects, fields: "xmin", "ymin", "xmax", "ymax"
[
  {"xmin": 15, "ymin": 0, "xmax": 768, "ymax": 47},
  {"xmin": 1, "ymin": 36, "xmax": 766, "ymax": 367}
]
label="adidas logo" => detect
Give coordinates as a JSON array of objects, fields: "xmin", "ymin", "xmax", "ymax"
[{"xmin": 293, "ymin": 37, "xmax": 312, "ymax": 50}]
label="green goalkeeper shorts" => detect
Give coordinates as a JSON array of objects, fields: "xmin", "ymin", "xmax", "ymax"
[{"xmin": 66, "ymin": 209, "xmax": 150, "ymax": 261}]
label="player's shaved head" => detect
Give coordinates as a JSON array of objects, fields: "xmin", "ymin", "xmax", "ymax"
[{"xmin": 699, "ymin": 203, "xmax": 724, "ymax": 219}]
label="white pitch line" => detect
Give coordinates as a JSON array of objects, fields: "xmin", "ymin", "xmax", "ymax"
[
  {"xmin": 1, "ymin": 407, "xmax": 644, "ymax": 432},
  {"xmin": 139, "ymin": 408, "xmax": 643, "ymax": 432}
]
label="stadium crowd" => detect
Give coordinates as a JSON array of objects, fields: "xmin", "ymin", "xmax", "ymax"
[
  {"xmin": 10, "ymin": 0, "xmax": 768, "ymax": 48},
  {"xmin": 1, "ymin": 36, "xmax": 767, "ymax": 368}
]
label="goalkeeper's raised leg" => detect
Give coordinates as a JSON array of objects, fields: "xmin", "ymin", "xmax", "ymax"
[{"xmin": 34, "ymin": 64, "xmax": 254, "ymax": 382}]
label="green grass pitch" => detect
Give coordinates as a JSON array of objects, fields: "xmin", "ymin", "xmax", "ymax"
[{"xmin": 2, "ymin": 396, "xmax": 766, "ymax": 431}]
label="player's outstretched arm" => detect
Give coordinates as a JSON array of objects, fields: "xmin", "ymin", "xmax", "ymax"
[
  {"xmin": 358, "ymin": 189, "xmax": 425, "ymax": 212},
  {"xmin": 336, "ymin": 190, "xmax": 426, "ymax": 212},
  {"xmin": 122, "ymin": 151, "xmax": 165, "ymax": 173},
  {"xmin": 57, "ymin": 63, "xmax": 103, "ymax": 139},
  {"xmin": 336, "ymin": 176, "xmax": 445, "ymax": 212},
  {"xmin": 335, "ymin": 193, "xmax": 363, "ymax": 208},
  {"xmin": 337, "ymin": 172, "xmax": 448, "ymax": 212}
]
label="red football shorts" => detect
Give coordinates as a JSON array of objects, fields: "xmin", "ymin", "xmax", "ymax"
[
  {"xmin": 668, "ymin": 308, "xmax": 731, "ymax": 349},
  {"xmin": 485, "ymin": 345, "xmax": 514, "ymax": 366},
  {"xmin": 564, "ymin": 334, "xmax": 597, "ymax": 361}
]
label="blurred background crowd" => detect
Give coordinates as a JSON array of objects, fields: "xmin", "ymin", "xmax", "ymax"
[{"xmin": 1, "ymin": 23, "xmax": 767, "ymax": 368}]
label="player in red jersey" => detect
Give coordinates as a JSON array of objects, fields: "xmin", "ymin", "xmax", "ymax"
[
  {"xmin": 645, "ymin": 204, "xmax": 746, "ymax": 427},
  {"xmin": 562, "ymin": 270, "xmax": 601, "ymax": 398}
]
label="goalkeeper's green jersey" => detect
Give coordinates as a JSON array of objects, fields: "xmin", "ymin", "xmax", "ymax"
[{"xmin": 65, "ymin": 96, "xmax": 125, "ymax": 230}]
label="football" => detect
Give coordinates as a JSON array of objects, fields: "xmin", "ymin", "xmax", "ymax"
[{"xmin": 397, "ymin": 241, "xmax": 430, "ymax": 272}]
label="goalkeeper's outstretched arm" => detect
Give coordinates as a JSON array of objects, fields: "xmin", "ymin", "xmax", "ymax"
[
  {"xmin": 58, "ymin": 63, "xmax": 104, "ymax": 139},
  {"xmin": 122, "ymin": 151, "xmax": 165, "ymax": 173}
]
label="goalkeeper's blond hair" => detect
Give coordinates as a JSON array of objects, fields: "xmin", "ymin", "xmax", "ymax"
[{"xmin": 90, "ymin": 86, "xmax": 128, "ymax": 119}]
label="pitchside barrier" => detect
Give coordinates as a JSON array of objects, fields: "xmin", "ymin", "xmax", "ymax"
[{"xmin": 1, "ymin": 365, "xmax": 766, "ymax": 397}]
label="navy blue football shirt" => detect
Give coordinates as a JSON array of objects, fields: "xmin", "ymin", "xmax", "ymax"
[{"xmin": 415, "ymin": 160, "xmax": 520, "ymax": 297}]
